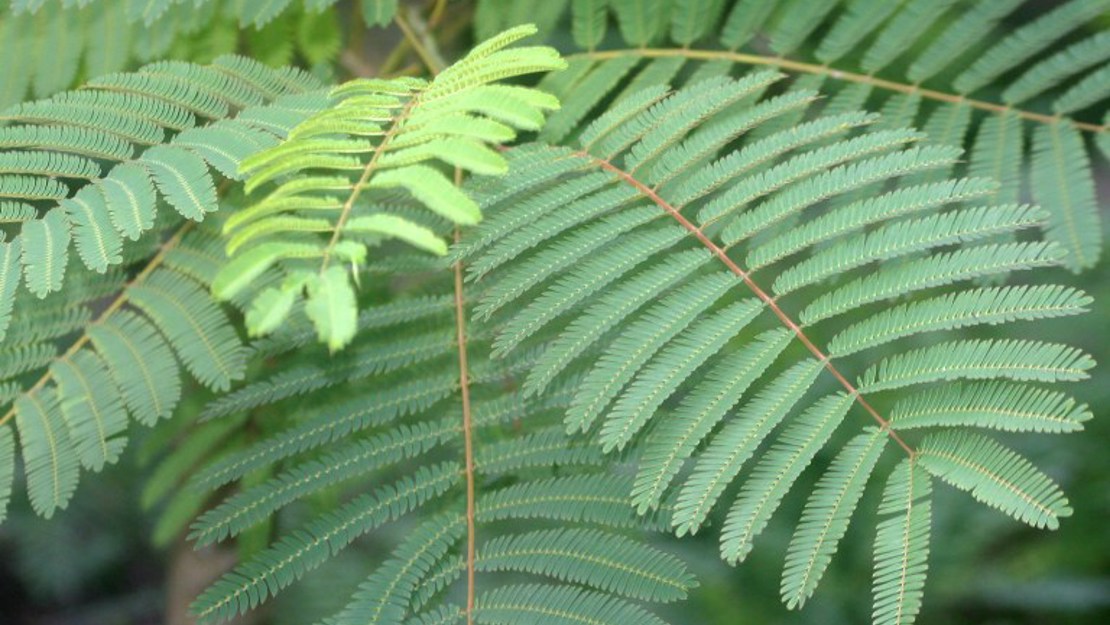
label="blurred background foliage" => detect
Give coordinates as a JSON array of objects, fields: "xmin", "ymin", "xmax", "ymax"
[{"xmin": 0, "ymin": 0, "xmax": 1107, "ymax": 623}]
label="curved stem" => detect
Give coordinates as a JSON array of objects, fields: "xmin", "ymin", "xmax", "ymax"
[
  {"xmin": 570, "ymin": 49, "xmax": 1108, "ymax": 134},
  {"xmin": 582, "ymin": 152, "xmax": 916, "ymax": 458}
]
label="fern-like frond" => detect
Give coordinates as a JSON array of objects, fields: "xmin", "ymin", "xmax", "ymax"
[
  {"xmin": 782, "ymin": 427, "xmax": 886, "ymax": 608},
  {"xmin": 476, "ymin": 528, "xmax": 693, "ymax": 602},
  {"xmin": 14, "ymin": 387, "xmax": 79, "ymax": 517},
  {"xmin": 0, "ymin": 56, "xmax": 331, "ymax": 518},
  {"xmin": 457, "ymin": 75, "xmax": 1093, "ymax": 622},
  {"xmin": 1, "ymin": 0, "xmax": 345, "ymax": 108},
  {"xmin": 212, "ymin": 25, "xmax": 564, "ymax": 350},
  {"xmin": 1030, "ymin": 120, "xmax": 1101, "ymax": 272},
  {"xmin": 916, "ymin": 431, "xmax": 1072, "ymax": 530},
  {"xmin": 476, "ymin": 583, "xmax": 670, "ymax": 625}
]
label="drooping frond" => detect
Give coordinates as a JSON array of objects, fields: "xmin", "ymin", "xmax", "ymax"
[
  {"xmin": 490, "ymin": 0, "xmax": 1110, "ymax": 272},
  {"xmin": 0, "ymin": 68, "xmax": 326, "ymax": 518},
  {"xmin": 0, "ymin": 222, "xmax": 248, "ymax": 518},
  {"xmin": 457, "ymin": 76, "xmax": 1093, "ymax": 621},
  {"xmin": 213, "ymin": 25, "xmax": 565, "ymax": 350}
]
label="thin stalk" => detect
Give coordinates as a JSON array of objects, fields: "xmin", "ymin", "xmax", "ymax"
[{"xmin": 452, "ymin": 220, "xmax": 477, "ymax": 625}]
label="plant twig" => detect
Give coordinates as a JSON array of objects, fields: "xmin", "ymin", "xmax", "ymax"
[
  {"xmin": 396, "ymin": 8, "xmax": 446, "ymax": 74},
  {"xmin": 428, "ymin": 0, "xmax": 448, "ymax": 28}
]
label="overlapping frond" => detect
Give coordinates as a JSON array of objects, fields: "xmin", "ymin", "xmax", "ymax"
[
  {"xmin": 458, "ymin": 76, "xmax": 1093, "ymax": 623},
  {"xmin": 0, "ymin": 6, "xmax": 1096, "ymax": 625},
  {"xmin": 213, "ymin": 25, "xmax": 565, "ymax": 350},
  {"xmin": 491, "ymin": 0, "xmax": 1110, "ymax": 272},
  {"xmin": 185, "ymin": 276, "xmax": 695, "ymax": 625},
  {"xmin": 0, "ymin": 55, "xmax": 323, "ymax": 304},
  {"xmin": 0, "ymin": 68, "xmax": 327, "ymax": 519}
]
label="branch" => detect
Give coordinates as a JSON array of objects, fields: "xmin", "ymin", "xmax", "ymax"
[{"xmin": 452, "ymin": 225, "xmax": 478, "ymax": 625}]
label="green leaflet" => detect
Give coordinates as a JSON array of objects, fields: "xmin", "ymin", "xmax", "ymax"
[
  {"xmin": 0, "ymin": 237, "xmax": 21, "ymax": 339},
  {"xmin": 1031, "ymin": 121, "xmax": 1101, "ymax": 273},
  {"xmin": 210, "ymin": 241, "xmax": 321, "ymax": 301},
  {"xmin": 483, "ymin": 527, "xmax": 693, "ymax": 601},
  {"xmin": 141, "ymin": 145, "xmax": 219, "ymax": 220},
  {"xmin": 872, "ymin": 459, "xmax": 931, "ymax": 625},
  {"xmin": 87, "ymin": 310, "xmax": 181, "ymax": 425},
  {"xmin": 345, "ymin": 214, "xmax": 449, "ymax": 256},
  {"xmin": 129, "ymin": 270, "xmax": 247, "ymax": 391},
  {"xmin": 100, "ymin": 164, "xmax": 157, "ymax": 240},
  {"xmin": 62, "ymin": 186, "xmax": 123, "ymax": 273},
  {"xmin": 244, "ymin": 287, "xmax": 298, "ymax": 337},
  {"xmin": 20, "ymin": 207, "xmax": 69, "ymax": 298},
  {"xmin": 50, "ymin": 350, "xmax": 129, "ymax": 471},
  {"xmin": 305, "ymin": 265, "xmax": 358, "ymax": 352},
  {"xmin": 857, "ymin": 339, "xmax": 1094, "ymax": 393},
  {"xmin": 890, "ymin": 381, "xmax": 1091, "ymax": 433},
  {"xmin": 15, "ymin": 388, "xmax": 80, "ymax": 518},
  {"xmin": 477, "ymin": 583, "xmax": 669, "ymax": 625},
  {"xmin": 917, "ymin": 431, "xmax": 1072, "ymax": 529},
  {"xmin": 571, "ymin": 0, "xmax": 609, "ymax": 49},
  {"xmin": 632, "ymin": 329, "xmax": 791, "ymax": 514},
  {"xmin": 782, "ymin": 428, "xmax": 887, "ymax": 609}
]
